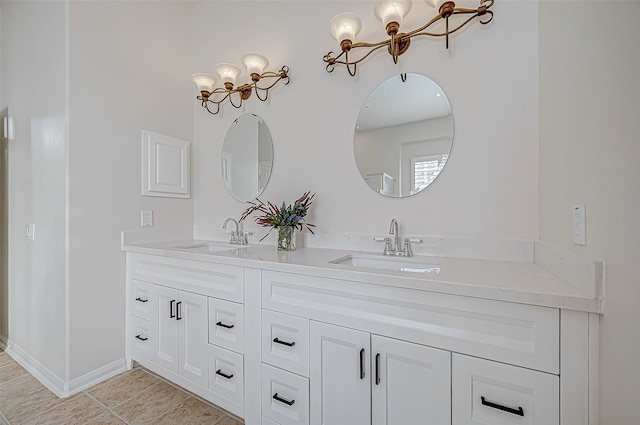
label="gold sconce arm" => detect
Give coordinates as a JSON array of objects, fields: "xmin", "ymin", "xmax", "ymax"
[
  {"xmin": 192, "ymin": 55, "xmax": 289, "ymax": 115},
  {"xmin": 324, "ymin": 0, "xmax": 495, "ymax": 76}
]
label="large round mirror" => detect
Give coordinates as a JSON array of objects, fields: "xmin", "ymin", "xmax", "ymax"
[
  {"xmin": 354, "ymin": 73, "xmax": 453, "ymax": 198},
  {"xmin": 221, "ymin": 113, "xmax": 273, "ymax": 201}
]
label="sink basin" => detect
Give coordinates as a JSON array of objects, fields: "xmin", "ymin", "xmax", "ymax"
[
  {"xmin": 173, "ymin": 243, "xmax": 241, "ymax": 253},
  {"xmin": 330, "ymin": 254, "xmax": 441, "ymax": 274}
]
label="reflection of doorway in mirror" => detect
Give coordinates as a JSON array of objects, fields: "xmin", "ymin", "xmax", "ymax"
[
  {"xmin": 410, "ymin": 154, "xmax": 448, "ymax": 195},
  {"xmin": 258, "ymin": 161, "xmax": 271, "ymax": 190},
  {"xmin": 365, "ymin": 172, "xmax": 396, "ymax": 196},
  {"xmin": 221, "ymin": 152, "xmax": 232, "ymax": 187}
]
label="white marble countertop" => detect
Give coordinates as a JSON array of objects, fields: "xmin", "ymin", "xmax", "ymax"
[{"xmin": 122, "ymin": 239, "xmax": 602, "ymax": 313}]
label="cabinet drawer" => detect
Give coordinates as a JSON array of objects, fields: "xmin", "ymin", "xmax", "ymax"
[
  {"xmin": 130, "ymin": 279, "xmax": 155, "ymax": 322},
  {"xmin": 209, "ymin": 298, "xmax": 244, "ymax": 353},
  {"xmin": 208, "ymin": 345, "xmax": 244, "ymax": 412},
  {"xmin": 452, "ymin": 354, "xmax": 559, "ymax": 425},
  {"xmin": 262, "ymin": 310, "xmax": 309, "ymax": 377},
  {"xmin": 129, "ymin": 253, "xmax": 244, "ymax": 302},
  {"xmin": 262, "ymin": 417, "xmax": 280, "ymax": 425},
  {"xmin": 262, "ymin": 364, "xmax": 309, "ymax": 425},
  {"xmin": 262, "ymin": 270, "xmax": 559, "ymax": 373},
  {"xmin": 128, "ymin": 316, "xmax": 157, "ymax": 361}
]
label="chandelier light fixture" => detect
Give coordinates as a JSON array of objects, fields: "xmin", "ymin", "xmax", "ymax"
[
  {"xmin": 323, "ymin": 0, "xmax": 494, "ymax": 76},
  {"xmin": 191, "ymin": 53, "xmax": 290, "ymax": 115}
]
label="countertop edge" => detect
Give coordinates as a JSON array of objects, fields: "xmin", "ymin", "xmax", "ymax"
[{"xmin": 122, "ymin": 241, "xmax": 603, "ymax": 314}]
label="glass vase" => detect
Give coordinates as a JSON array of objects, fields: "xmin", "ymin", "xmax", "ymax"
[{"xmin": 277, "ymin": 226, "xmax": 296, "ymax": 251}]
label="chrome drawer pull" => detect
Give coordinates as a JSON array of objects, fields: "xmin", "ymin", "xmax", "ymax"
[
  {"xmin": 216, "ymin": 321, "xmax": 235, "ymax": 329},
  {"xmin": 481, "ymin": 396, "xmax": 524, "ymax": 416},
  {"xmin": 135, "ymin": 297, "xmax": 148, "ymax": 303},
  {"xmin": 135, "ymin": 335, "xmax": 148, "ymax": 341},
  {"xmin": 273, "ymin": 337, "xmax": 295, "ymax": 347},
  {"xmin": 273, "ymin": 393, "xmax": 295, "ymax": 406},
  {"xmin": 215, "ymin": 369, "xmax": 234, "ymax": 380}
]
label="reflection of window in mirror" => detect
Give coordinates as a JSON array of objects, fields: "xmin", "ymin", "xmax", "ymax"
[{"xmin": 411, "ymin": 154, "xmax": 448, "ymax": 194}]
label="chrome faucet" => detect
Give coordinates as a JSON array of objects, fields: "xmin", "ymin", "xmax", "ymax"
[
  {"xmin": 375, "ymin": 218, "xmax": 420, "ymax": 257},
  {"xmin": 389, "ymin": 218, "xmax": 400, "ymax": 253},
  {"xmin": 223, "ymin": 217, "xmax": 247, "ymax": 245}
]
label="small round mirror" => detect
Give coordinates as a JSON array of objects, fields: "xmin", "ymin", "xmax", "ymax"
[
  {"xmin": 221, "ymin": 113, "xmax": 273, "ymax": 201},
  {"xmin": 354, "ymin": 73, "xmax": 453, "ymax": 197}
]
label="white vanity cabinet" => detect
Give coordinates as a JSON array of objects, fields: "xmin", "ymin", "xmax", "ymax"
[
  {"xmin": 309, "ymin": 321, "xmax": 451, "ymax": 425},
  {"xmin": 125, "ymin": 253, "xmax": 245, "ymax": 417},
  {"xmin": 123, "ymin": 242, "xmax": 599, "ymax": 425},
  {"xmin": 130, "ymin": 278, "xmax": 209, "ymax": 381},
  {"xmin": 260, "ymin": 269, "xmax": 585, "ymax": 425}
]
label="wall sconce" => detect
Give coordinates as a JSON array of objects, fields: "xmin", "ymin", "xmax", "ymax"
[
  {"xmin": 323, "ymin": 0, "xmax": 494, "ymax": 76},
  {"xmin": 191, "ymin": 53, "xmax": 290, "ymax": 115}
]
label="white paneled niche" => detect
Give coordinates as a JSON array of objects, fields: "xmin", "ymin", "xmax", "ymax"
[{"xmin": 141, "ymin": 130, "xmax": 190, "ymax": 198}]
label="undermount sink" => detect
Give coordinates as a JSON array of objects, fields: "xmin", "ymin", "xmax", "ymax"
[
  {"xmin": 330, "ymin": 254, "xmax": 441, "ymax": 274},
  {"xmin": 173, "ymin": 243, "xmax": 243, "ymax": 253}
]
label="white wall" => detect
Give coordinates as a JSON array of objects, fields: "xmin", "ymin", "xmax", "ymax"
[
  {"xmin": 67, "ymin": 0, "xmax": 194, "ymax": 380},
  {"xmin": 1, "ymin": 0, "xmax": 68, "ymax": 379},
  {"xmin": 1, "ymin": 0, "xmax": 195, "ymax": 387},
  {"xmin": 192, "ymin": 0, "xmax": 539, "ymax": 242},
  {"xmin": 539, "ymin": 2, "xmax": 640, "ymax": 422}
]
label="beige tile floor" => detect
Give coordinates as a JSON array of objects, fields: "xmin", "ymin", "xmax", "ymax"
[{"xmin": 0, "ymin": 348, "xmax": 243, "ymax": 425}]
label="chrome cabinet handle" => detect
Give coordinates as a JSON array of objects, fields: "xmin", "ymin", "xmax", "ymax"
[{"xmin": 481, "ymin": 396, "xmax": 524, "ymax": 416}]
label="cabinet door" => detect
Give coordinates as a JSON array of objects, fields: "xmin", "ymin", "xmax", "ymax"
[
  {"xmin": 208, "ymin": 344, "xmax": 244, "ymax": 411},
  {"xmin": 131, "ymin": 279, "xmax": 156, "ymax": 322},
  {"xmin": 310, "ymin": 321, "xmax": 370, "ymax": 425},
  {"xmin": 155, "ymin": 285, "xmax": 180, "ymax": 373},
  {"xmin": 452, "ymin": 354, "xmax": 559, "ymax": 425},
  {"xmin": 209, "ymin": 297, "xmax": 245, "ymax": 354},
  {"xmin": 371, "ymin": 335, "xmax": 451, "ymax": 425},
  {"xmin": 178, "ymin": 290, "xmax": 209, "ymax": 387}
]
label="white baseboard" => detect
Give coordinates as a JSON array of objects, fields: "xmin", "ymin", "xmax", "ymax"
[
  {"xmin": 5, "ymin": 340, "xmax": 126, "ymax": 397},
  {"xmin": 67, "ymin": 357, "xmax": 127, "ymax": 395}
]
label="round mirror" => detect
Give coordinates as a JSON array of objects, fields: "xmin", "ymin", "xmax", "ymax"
[
  {"xmin": 221, "ymin": 113, "xmax": 274, "ymax": 201},
  {"xmin": 354, "ymin": 73, "xmax": 453, "ymax": 197}
]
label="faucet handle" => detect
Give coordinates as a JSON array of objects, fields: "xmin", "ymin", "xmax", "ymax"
[
  {"xmin": 402, "ymin": 238, "xmax": 413, "ymax": 257},
  {"xmin": 239, "ymin": 231, "xmax": 250, "ymax": 245},
  {"xmin": 383, "ymin": 237, "xmax": 394, "ymax": 256}
]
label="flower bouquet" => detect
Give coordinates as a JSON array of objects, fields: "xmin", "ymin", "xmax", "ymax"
[{"xmin": 240, "ymin": 191, "xmax": 316, "ymax": 251}]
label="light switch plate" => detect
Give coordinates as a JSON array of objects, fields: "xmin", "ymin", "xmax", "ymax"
[
  {"xmin": 141, "ymin": 210, "xmax": 154, "ymax": 227},
  {"xmin": 25, "ymin": 224, "xmax": 35, "ymax": 241},
  {"xmin": 572, "ymin": 204, "xmax": 586, "ymax": 246}
]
